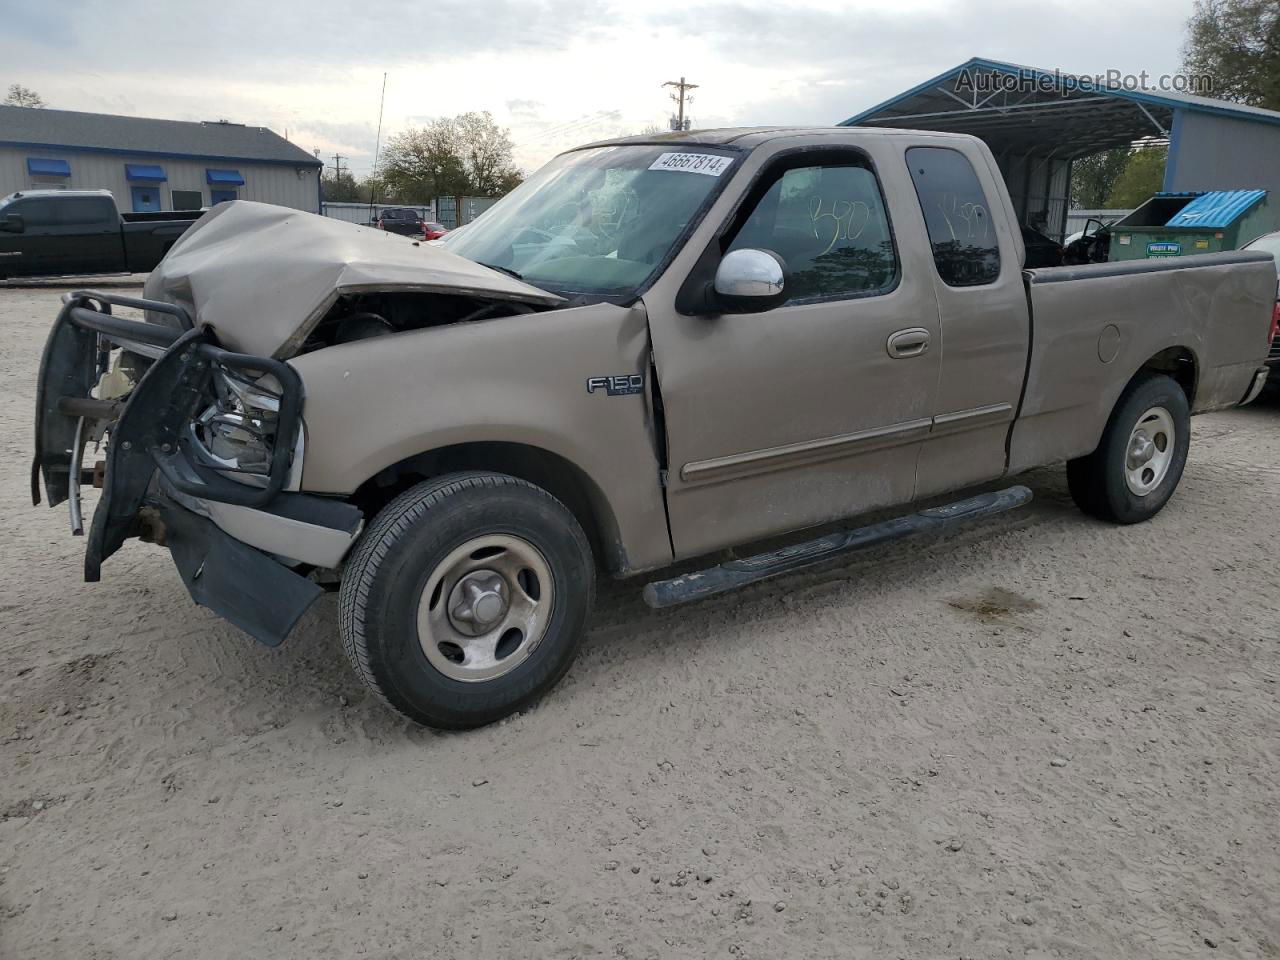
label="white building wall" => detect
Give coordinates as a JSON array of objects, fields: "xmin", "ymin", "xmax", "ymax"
[
  {"xmin": 1165, "ymin": 110, "xmax": 1280, "ymax": 195},
  {"xmin": 0, "ymin": 145, "xmax": 320, "ymax": 212}
]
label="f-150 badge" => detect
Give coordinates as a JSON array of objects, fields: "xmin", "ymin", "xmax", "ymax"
[{"xmin": 586, "ymin": 374, "xmax": 644, "ymax": 397}]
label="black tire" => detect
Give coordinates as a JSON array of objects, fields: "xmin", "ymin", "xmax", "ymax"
[
  {"xmin": 339, "ymin": 472, "xmax": 594, "ymax": 729},
  {"xmin": 1066, "ymin": 373, "xmax": 1191, "ymax": 524}
]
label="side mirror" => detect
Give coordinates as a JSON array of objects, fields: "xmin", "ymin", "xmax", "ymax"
[
  {"xmin": 0, "ymin": 215, "xmax": 23, "ymax": 234},
  {"xmin": 711, "ymin": 248, "xmax": 787, "ymax": 313}
]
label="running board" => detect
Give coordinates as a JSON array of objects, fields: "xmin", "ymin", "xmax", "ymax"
[{"xmin": 642, "ymin": 485, "xmax": 1033, "ymax": 609}]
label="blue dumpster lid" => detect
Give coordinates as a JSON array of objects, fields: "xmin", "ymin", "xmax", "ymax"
[{"xmin": 1165, "ymin": 189, "xmax": 1266, "ymax": 229}]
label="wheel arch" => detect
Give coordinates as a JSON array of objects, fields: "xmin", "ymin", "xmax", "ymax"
[
  {"xmin": 1128, "ymin": 344, "xmax": 1199, "ymax": 406},
  {"xmin": 350, "ymin": 441, "xmax": 628, "ymax": 575}
]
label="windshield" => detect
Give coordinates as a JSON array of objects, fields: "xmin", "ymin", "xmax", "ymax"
[{"xmin": 441, "ymin": 145, "xmax": 737, "ymax": 297}]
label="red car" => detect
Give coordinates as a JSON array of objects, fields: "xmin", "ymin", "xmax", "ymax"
[
  {"xmin": 422, "ymin": 221, "xmax": 449, "ymax": 241},
  {"xmin": 1241, "ymin": 231, "xmax": 1280, "ymax": 382}
]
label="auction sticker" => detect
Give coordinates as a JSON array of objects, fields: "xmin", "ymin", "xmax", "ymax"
[{"xmin": 649, "ymin": 152, "xmax": 732, "ymax": 176}]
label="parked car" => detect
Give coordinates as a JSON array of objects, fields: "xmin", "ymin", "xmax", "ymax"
[
  {"xmin": 1020, "ymin": 224, "xmax": 1064, "ymax": 268},
  {"xmin": 423, "ymin": 221, "xmax": 449, "ymax": 241},
  {"xmin": 374, "ymin": 207, "xmax": 426, "ymax": 236},
  {"xmin": 1241, "ymin": 230, "xmax": 1280, "ymax": 380},
  {"xmin": 34, "ymin": 128, "xmax": 1277, "ymax": 729},
  {"xmin": 1064, "ymin": 217, "xmax": 1114, "ymax": 265},
  {"xmin": 0, "ymin": 189, "xmax": 199, "ymax": 280}
]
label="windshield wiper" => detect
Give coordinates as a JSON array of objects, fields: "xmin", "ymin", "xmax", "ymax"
[{"xmin": 476, "ymin": 261, "xmax": 525, "ymax": 281}]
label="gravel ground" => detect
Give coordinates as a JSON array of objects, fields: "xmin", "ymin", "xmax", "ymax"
[{"xmin": 1, "ymin": 282, "xmax": 1278, "ymax": 960}]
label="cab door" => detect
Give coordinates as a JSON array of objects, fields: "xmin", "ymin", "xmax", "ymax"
[
  {"xmin": 61, "ymin": 196, "xmax": 124, "ymax": 275},
  {"xmin": 644, "ymin": 140, "xmax": 943, "ymax": 560},
  {"xmin": 903, "ymin": 142, "xmax": 1031, "ymax": 498},
  {"xmin": 0, "ymin": 197, "xmax": 65, "ymax": 276}
]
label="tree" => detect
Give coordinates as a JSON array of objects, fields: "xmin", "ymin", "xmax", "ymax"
[
  {"xmin": 378, "ymin": 111, "xmax": 522, "ymax": 201},
  {"xmin": 3, "ymin": 84, "xmax": 46, "ymax": 108},
  {"xmin": 1071, "ymin": 148, "xmax": 1131, "ymax": 208},
  {"xmin": 1107, "ymin": 146, "xmax": 1170, "ymax": 208},
  {"xmin": 321, "ymin": 170, "xmax": 360, "ymax": 202},
  {"xmin": 456, "ymin": 111, "xmax": 522, "ymax": 196},
  {"xmin": 1183, "ymin": 0, "xmax": 1280, "ymax": 110},
  {"xmin": 379, "ymin": 118, "xmax": 469, "ymax": 203},
  {"xmin": 354, "ymin": 176, "xmax": 384, "ymax": 204}
]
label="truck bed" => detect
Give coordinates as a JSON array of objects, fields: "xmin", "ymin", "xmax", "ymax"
[{"xmin": 1008, "ymin": 250, "xmax": 1277, "ymax": 473}]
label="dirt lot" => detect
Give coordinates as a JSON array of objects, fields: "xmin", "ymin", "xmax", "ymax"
[{"xmin": 1, "ymin": 282, "xmax": 1278, "ymax": 960}]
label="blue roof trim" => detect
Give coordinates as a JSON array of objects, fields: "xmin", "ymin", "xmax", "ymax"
[
  {"xmin": 839, "ymin": 56, "xmax": 1280, "ymax": 130},
  {"xmin": 206, "ymin": 168, "xmax": 246, "ymax": 185},
  {"xmin": 1164, "ymin": 189, "xmax": 1267, "ymax": 229},
  {"xmin": 124, "ymin": 163, "xmax": 166, "ymax": 182},
  {"xmin": 27, "ymin": 157, "xmax": 71, "ymax": 176},
  {"xmin": 0, "ymin": 139, "xmax": 322, "ymax": 168}
]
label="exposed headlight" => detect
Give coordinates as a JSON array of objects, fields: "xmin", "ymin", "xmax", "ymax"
[{"xmin": 191, "ymin": 368, "xmax": 285, "ymax": 482}]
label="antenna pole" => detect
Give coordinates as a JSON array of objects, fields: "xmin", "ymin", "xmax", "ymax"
[{"xmin": 369, "ymin": 72, "xmax": 387, "ymax": 221}]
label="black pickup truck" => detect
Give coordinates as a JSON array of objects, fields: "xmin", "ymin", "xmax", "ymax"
[{"xmin": 0, "ymin": 190, "xmax": 200, "ymax": 280}]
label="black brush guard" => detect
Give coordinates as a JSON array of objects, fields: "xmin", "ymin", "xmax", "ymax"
[{"xmin": 32, "ymin": 290, "xmax": 321, "ymax": 646}]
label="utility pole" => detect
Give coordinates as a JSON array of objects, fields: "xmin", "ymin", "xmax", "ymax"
[
  {"xmin": 663, "ymin": 76, "xmax": 698, "ymax": 131},
  {"xmin": 330, "ymin": 153, "xmax": 347, "ymax": 180}
]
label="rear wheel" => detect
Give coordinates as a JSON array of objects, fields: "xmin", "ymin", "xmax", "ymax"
[
  {"xmin": 339, "ymin": 472, "xmax": 594, "ymax": 729},
  {"xmin": 1067, "ymin": 373, "xmax": 1190, "ymax": 524}
]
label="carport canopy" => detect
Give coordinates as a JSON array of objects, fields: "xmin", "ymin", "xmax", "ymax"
[
  {"xmin": 838, "ymin": 57, "xmax": 1202, "ymax": 158},
  {"xmin": 838, "ymin": 57, "xmax": 1280, "ymax": 239}
]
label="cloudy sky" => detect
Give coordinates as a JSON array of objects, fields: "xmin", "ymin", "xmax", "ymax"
[{"xmin": 7, "ymin": 0, "xmax": 1197, "ymax": 176}]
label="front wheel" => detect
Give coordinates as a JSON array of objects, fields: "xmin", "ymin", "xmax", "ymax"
[
  {"xmin": 1066, "ymin": 373, "xmax": 1191, "ymax": 524},
  {"xmin": 339, "ymin": 472, "xmax": 595, "ymax": 729}
]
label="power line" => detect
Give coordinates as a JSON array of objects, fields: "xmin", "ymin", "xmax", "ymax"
[
  {"xmin": 329, "ymin": 154, "xmax": 347, "ymax": 179},
  {"xmin": 526, "ymin": 110, "xmax": 618, "ymax": 144},
  {"xmin": 663, "ymin": 76, "xmax": 698, "ymax": 131}
]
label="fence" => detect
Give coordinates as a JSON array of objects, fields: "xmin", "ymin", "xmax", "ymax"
[
  {"xmin": 437, "ymin": 196, "xmax": 499, "ymax": 230},
  {"xmin": 1064, "ymin": 208, "xmax": 1133, "ymax": 239}
]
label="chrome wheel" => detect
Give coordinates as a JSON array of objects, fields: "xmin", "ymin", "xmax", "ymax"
[
  {"xmin": 1124, "ymin": 406, "xmax": 1175, "ymax": 496},
  {"xmin": 416, "ymin": 534, "xmax": 554, "ymax": 682}
]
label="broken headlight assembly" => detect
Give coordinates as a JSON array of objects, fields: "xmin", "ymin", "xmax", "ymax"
[
  {"xmin": 191, "ymin": 367, "xmax": 284, "ymax": 482},
  {"xmin": 145, "ymin": 340, "xmax": 304, "ymax": 509}
]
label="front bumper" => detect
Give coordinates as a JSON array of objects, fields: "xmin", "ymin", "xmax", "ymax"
[
  {"xmin": 153, "ymin": 491, "xmax": 327, "ymax": 646},
  {"xmin": 33, "ymin": 290, "xmax": 361, "ymax": 646}
]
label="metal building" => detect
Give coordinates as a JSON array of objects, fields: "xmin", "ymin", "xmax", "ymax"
[
  {"xmin": 0, "ymin": 104, "xmax": 323, "ymax": 214},
  {"xmin": 840, "ymin": 57, "xmax": 1280, "ymax": 240}
]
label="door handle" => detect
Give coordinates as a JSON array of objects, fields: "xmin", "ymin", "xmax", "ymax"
[{"xmin": 886, "ymin": 327, "xmax": 930, "ymax": 359}]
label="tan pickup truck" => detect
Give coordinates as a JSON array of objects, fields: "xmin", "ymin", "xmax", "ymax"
[{"xmin": 34, "ymin": 127, "xmax": 1277, "ymax": 728}]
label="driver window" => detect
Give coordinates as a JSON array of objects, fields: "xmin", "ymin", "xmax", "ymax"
[
  {"xmin": 726, "ymin": 160, "xmax": 898, "ymax": 304},
  {"xmin": 9, "ymin": 199, "xmax": 59, "ymax": 227}
]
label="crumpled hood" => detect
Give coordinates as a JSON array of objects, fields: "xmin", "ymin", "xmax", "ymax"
[{"xmin": 142, "ymin": 200, "xmax": 563, "ymax": 357}]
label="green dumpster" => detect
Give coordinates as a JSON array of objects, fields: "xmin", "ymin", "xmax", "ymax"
[{"xmin": 1109, "ymin": 189, "xmax": 1273, "ymax": 262}]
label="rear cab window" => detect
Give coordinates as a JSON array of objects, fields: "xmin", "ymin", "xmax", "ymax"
[
  {"xmin": 59, "ymin": 197, "xmax": 116, "ymax": 228},
  {"xmin": 906, "ymin": 146, "xmax": 1001, "ymax": 286}
]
